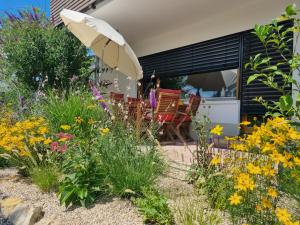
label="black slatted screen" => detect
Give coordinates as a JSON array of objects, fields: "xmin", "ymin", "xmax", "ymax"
[
  {"xmin": 139, "ymin": 33, "xmax": 241, "ymax": 80},
  {"xmin": 139, "ymin": 20, "xmax": 293, "ymax": 115},
  {"xmin": 241, "ymin": 20, "xmax": 293, "ymax": 114}
]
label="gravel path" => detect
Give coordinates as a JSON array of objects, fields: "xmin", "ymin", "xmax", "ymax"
[{"xmin": 0, "ymin": 168, "xmax": 143, "ymax": 225}]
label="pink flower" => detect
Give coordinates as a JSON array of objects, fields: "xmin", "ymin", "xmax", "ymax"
[
  {"xmin": 50, "ymin": 142, "xmax": 59, "ymax": 151},
  {"xmin": 58, "ymin": 144, "xmax": 68, "ymax": 153}
]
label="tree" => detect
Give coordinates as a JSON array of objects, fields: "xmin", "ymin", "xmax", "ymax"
[{"xmin": 0, "ymin": 8, "xmax": 91, "ymax": 90}]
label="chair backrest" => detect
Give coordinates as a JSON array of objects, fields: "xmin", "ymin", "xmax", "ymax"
[
  {"xmin": 186, "ymin": 94, "xmax": 201, "ymax": 116},
  {"xmin": 126, "ymin": 97, "xmax": 139, "ymax": 119},
  {"xmin": 155, "ymin": 88, "xmax": 181, "ymax": 118},
  {"xmin": 110, "ymin": 92, "xmax": 124, "ymax": 103}
]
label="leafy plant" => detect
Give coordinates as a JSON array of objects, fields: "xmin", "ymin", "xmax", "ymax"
[
  {"xmin": 0, "ymin": 8, "xmax": 91, "ymax": 91},
  {"xmin": 245, "ymin": 4, "xmax": 300, "ymax": 120},
  {"xmin": 134, "ymin": 187, "xmax": 174, "ymax": 225},
  {"xmin": 0, "ymin": 114, "xmax": 54, "ymax": 175},
  {"xmin": 42, "ymin": 89, "xmax": 106, "ymax": 136},
  {"xmin": 96, "ymin": 122, "xmax": 164, "ymax": 197},
  {"xmin": 58, "ymin": 144, "xmax": 106, "ymax": 207},
  {"xmin": 29, "ymin": 166, "xmax": 60, "ymax": 192},
  {"xmin": 203, "ymin": 173, "xmax": 234, "ymax": 210}
]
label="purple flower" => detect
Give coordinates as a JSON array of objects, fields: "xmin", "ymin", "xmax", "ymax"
[
  {"xmin": 89, "ymin": 81, "xmax": 111, "ymax": 115},
  {"xmin": 149, "ymin": 89, "xmax": 157, "ymax": 109}
]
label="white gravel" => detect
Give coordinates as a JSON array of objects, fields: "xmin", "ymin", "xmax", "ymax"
[{"xmin": 0, "ymin": 168, "xmax": 143, "ymax": 225}]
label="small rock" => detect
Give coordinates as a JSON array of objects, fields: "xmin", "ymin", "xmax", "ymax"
[
  {"xmin": 0, "ymin": 197, "xmax": 23, "ymax": 217},
  {"xmin": 36, "ymin": 215, "xmax": 59, "ymax": 225},
  {"xmin": 9, "ymin": 204, "xmax": 44, "ymax": 225}
]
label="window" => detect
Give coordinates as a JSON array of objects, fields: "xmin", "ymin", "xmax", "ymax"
[{"xmin": 159, "ymin": 69, "xmax": 238, "ymax": 99}]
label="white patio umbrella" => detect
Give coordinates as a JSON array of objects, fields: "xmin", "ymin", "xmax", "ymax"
[{"xmin": 60, "ymin": 9, "xmax": 143, "ymax": 80}]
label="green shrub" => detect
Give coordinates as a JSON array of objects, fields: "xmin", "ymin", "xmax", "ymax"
[
  {"xmin": 58, "ymin": 145, "xmax": 106, "ymax": 207},
  {"xmin": 134, "ymin": 187, "xmax": 173, "ymax": 225},
  {"xmin": 42, "ymin": 89, "xmax": 107, "ymax": 135},
  {"xmin": 97, "ymin": 122, "xmax": 164, "ymax": 197},
  {"xmin": 200, "ymin": 173, "xmax": 233, "ymax": 210},
  {"xmin": 29, "ymin": 166, "xmax": 60, "ymax": 192},
  {"xmin": 0, "ymin": 8, "xmax": 91, "ymax": 91}
]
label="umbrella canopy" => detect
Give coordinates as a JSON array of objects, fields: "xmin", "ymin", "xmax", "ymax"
[{"xmin": 60, "ymin": 9, "xmax": 143, "ymax": 80}]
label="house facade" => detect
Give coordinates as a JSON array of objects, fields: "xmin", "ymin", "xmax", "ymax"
[{"xmin": 50, "ymin": 0, "xmax": 299, "ymax": 136}]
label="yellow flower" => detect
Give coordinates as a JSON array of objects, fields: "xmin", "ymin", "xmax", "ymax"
[
  {"xmin": 231, "ymin": 143, "xmax": 248, "ymax": 152},
  {"xmin": 261, "ymin": 197, "xmax": 272, "ymax": 209},
  {"xmin": 262, "ymin": 164, "xmax": 276, "ymax": 177},
  {"xmin": 234, "ymin": 173, "xmax": 256, "ymax": 191},
  {"xmin": 253, "ymin": 116, "xmax": 257, "ymax": 121},
  {"xmin": 228, "ymin": 193, "xmax": 242, "ymax": 205},
  {"xmin": 210, "ymin": 124, "xmax": 223, "ymax": 136},
  {"xmin": 43, "ymin": 138, "xmax": 52, "ymax": 145},
  {"xmin": 59, "ymin": 138, "xmax": 68, "ymax": 142},
  {"xmin": 38, "ymin": 126, "xmax": 48, "ymax": 135},
  {"xmin": 270, "ymin": 150, "xmax": 285, "ymax": 164},
  {"xmin": 60, "ymin": 125, "xmax": 71, "ymax": 131},
  {"xmin": 88, "ymin": 118, "xmax": 95, "ymax": 125},
  {"xmin": 276, "ymin": 208, "xmax": 292, "ymax": 224},
  {"xmin": 294, "ymin": 157, "xmax": 300, "ymax": 166},
  {"xmin": 262, "ymin": 143, "xmax": 275, "ymax": 153},
  {"xmin": 74, "ymin": 116, "xmax": 83, "ymax": 124},
  {"xmin": 240, "ymin": 121, "xmax": 251, "ymax": 126},
  {"xmin": 246, "ymin": 163, "xmax": 261, "ymax": 175},
  {"xmin": 100, "ymin": 127, "xmax": 110, "ymax": 135},
  {"xmin": 267, "ymin": 187, "xmax": 278, "ymax": 198},
  {"xmin": 210, "ymin": 156, "xmax": 221, "ymax": 166}
]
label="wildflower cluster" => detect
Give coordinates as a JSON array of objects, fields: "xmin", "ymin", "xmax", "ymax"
[
  {"xmin": 0, "ymin": 116, "xmax": 50, "ymax": 157},
  {"xmin": 226, "ymin": 118, "xmax": 300, "ymax": 225}
]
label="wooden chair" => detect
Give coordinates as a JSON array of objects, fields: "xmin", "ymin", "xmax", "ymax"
[
  {"xmin": 173, "ymin": 94, "xmax": 201, "ymax": 142},
  {"xmin": 126, "ymin": 97, "xmax": 140, "ymax": 119},
  {"xmin": 110, "ymin": 92, "xmax": 124, "ymax": 103},
  {"xmin": 144, "ymin": 88, "xmax": 181, "ymax": 141}
]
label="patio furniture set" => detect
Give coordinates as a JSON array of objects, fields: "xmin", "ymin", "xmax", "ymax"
[{"xmin": 110, "ymin": 89, "xmax": 201, "ymax": 144}]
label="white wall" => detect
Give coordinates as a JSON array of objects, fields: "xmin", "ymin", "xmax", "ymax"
[
  {"xmin": 193, "ymin": 99, "xmax": 241, "ymax": 137},
  {"xmin": 131, "ymin": 1, "xmax": 298, "ymax": 56},
  {"xmin": 99, "ymin": 70, "xmax": 137, "ymax": 98},
  {"xmin": 293, "ymin": 28, "xmax": 300, "ymax": 111}
]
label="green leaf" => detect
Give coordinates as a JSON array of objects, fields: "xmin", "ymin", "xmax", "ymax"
[
  {"xmin": 285, "ymin": 4, "xmax": 297, "ymax": 16},
  {"xmin": 247, "ymin": 74, "xmax": 262, "ymax": 84},
  {"xmin": 263, "ymin": 66, "xmax": 277, "ymax": 71},
  {"xmin": 279, "ymin": 95, "xmax": 293, "ymax": 111},
  {"xmin": 59, "ymin": 188, "xmax": 75, "ymax": 206}
]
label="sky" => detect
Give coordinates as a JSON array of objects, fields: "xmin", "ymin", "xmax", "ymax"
[{"xmin": 0, "ymin": 0, "xmax": 50, "ymax": 17}]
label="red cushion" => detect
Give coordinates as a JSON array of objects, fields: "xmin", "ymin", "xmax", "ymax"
[{"xmin": 156, "ymin": 113, "xmax": 174, "ymax": 122}]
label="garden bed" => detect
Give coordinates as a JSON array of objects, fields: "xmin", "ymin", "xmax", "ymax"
[{"xmin": 0, "ymin": 169, "xmax": 143, "ymax": 225}]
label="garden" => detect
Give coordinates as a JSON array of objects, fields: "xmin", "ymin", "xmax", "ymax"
[{"xmin": 0, "ymin": 4, "xmax": 299, "ymax": 225}]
